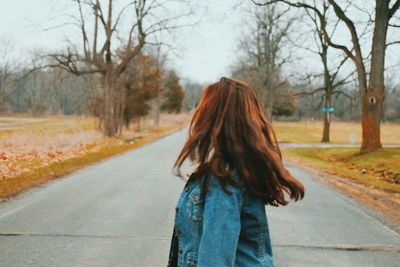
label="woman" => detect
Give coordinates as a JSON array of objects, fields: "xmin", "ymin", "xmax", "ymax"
[{"xmin": 168, "ymin": 77, "xmax": 305, "ymax": 267}]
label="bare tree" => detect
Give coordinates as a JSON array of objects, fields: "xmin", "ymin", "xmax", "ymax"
[
  {"xmin": 47, "ymin": 0, "xmax": 190, "ymax": 136},
  {"xmin": 148, "ymin": 43, "xmax": 168, "ymax": 128},
  {"xmin": 181, "ymin": 80, "xmax": 202, "ymax": 112},
  {"xmin": 291, "ymin": 4, "xmax": 356, "ymax": 142},
  {"xmin": 0, "ymin": 37, "xmax": 16, "ymax": 114},
  {"xmin": 233, "ymin": 4, "xmax": 296, "ymax": 119},
  {"xmin": 252, "ymin": 0, "xmax": 400, "ymax": 152}
]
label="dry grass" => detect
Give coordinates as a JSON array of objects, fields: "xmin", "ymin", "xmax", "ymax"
[
  {"xmin": 0, "ymin": 116, "xmax": 94, "ymax": 136},
  {"xmin": 0, "ymin": 113, "xmax": 190, "ymax": 198},
  {"xmin": 273, "ymin": 121, "xmax": 400, "ymax": 144},
  {"xmin": 283, "ymin": 147, "xmax": 400, "ymax": 193}
]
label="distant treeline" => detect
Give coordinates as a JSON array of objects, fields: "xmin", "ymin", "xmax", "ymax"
[
  {"xmin": 2, "ymin": 60, "xmax": 399, "ymax": 123},
  {"xmin": 0, "ymin": 52, "xmax": 202, "ymax": 124}
]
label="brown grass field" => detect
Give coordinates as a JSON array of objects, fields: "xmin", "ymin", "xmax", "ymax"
[
  {"xmin": 273, "ymin": 121, "xmax": 400, "ymax": 144},
  {"xmin": 0, "ymin": 113, "xmax": 190, "ymax": 198}
]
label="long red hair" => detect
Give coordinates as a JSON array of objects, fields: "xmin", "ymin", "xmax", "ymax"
[{"xmin": 174, "ymin": 77, "xmax": 304, "ymax": 206}]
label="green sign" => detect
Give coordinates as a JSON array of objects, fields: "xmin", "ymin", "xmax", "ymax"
[{"xmin": 322, "ymin": 107, "xmax": 334, "ymax": 113}]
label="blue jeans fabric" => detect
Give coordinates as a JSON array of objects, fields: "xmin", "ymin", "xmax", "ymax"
[{"xmin": 168, "ymin": 171, "xmax": 274, "ymax": 267}]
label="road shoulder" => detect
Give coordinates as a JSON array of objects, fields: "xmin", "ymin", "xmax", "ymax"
[{"xmin": 284, "ymin": 158, "xmax": 400, "ymax": 234}]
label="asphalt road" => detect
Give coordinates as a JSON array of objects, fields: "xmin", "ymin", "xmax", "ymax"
[{"xmin": 0, "ymin": 129, "xmax": 399, "ymax": 267}]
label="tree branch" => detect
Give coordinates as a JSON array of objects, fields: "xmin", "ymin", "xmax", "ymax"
[
  {"xmin": 327, "ymin": 0, "xmax": 361, "ymax": 61},
  {"xmin": 252, "ymin": 0, "xmax": 356, "ymax": 60},
  {"xmin": 332, "ymin": 90, "xmax": 355, "ymax": 100},
  {"xmin": 389, "ymin": 0, "xmax": 400, "ymax": 18},
  {"xmin": 292, "ymin": 86, "xmax": 325, "ymax": 97},
  {"xmin": 386, "ymin": 40, "xmax": 400, "ymax": 47}
]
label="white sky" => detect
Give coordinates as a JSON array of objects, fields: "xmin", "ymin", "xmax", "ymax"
[
  {"xmin": 0, "ymin": 0, "xmax": 399, "ymax": 85},
  {"xmin": 0, "ymin": 0, "xmax": 245, "ymax": 84}
]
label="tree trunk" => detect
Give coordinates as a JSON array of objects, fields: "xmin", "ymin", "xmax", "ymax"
[
  {"xmin": 117, "ymin": 87, "xmax": 125, "ymax": 136},
  {"xmin": 0, "ymin": 85, "xmax": 4, "ymax": 113},
  {"xmin": 360, "ymin": 0, "xmax": 388, "ymax": 152},
  {"xmin": 265, "ymin": 105, "xmax": 273, "ymax": 121},
  {"xmin": 321, "ymin": 91, "xmax": 332, "ymax": 143},
  {"xmin": 137, "ymin": 116, "xmax": 141, "ymax": 131},
  {"xmin": 103, "ymin": 70, "xmax": 118, "ymax": 137},
  {"xmin": 154, "ymin": 96, "xmax": 161, "ymax": 127},
  {"xmin": 321, "ymin": 46, "xmax": 332, "ymax": 143},
  {"xmin": 0, "ymin": 75, "xmax": 6, "ymax": 113},
  {"xmin": 264, "ymin": 67, "xmax": 274, "ymax": 121}
]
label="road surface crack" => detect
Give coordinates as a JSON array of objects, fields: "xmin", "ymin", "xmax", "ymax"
[
  {"xmin": 0, "ymin": 232, "xmax": 170, "ymax": 241},
  {"xmin": 275, "ymin": 243, "xmax": 400, "ymax": 252},
  {"xmin": 1, "ymin": 233, "xmax": 398, "ymax": 252}
]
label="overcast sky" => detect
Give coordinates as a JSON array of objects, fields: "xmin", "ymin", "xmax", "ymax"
[
  {"xmin": 0, "ymin": 0, "xmax": 399, "ymax": 85},
  {"xmin": 0, "ymin": 0, "xmax": 246, "ymax": 84}
]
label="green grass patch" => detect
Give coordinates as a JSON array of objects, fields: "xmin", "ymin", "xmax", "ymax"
[{"xmin": 283, "ymin": 147, "xmax": 400, "ymax": 193}]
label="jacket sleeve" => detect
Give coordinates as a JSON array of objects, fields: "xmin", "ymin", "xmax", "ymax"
[{"xmin": 197, "ymin": 176, "xmax": 243, "ymax": 267}]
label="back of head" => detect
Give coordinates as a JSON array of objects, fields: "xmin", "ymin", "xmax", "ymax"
[{"xmin": 174, "ymin": 77, "xmax": 304, "ymax": 206}]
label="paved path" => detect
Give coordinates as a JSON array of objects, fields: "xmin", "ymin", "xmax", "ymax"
[{"xmin": 0, "ymin": 129, "xmax": 399, "ymax": 267}]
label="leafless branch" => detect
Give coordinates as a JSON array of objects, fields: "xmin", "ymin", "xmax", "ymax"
[
  {"xmin": 389, "ymin": 0, "xmax": 400, "ymax": 18},
  {"xmin": 292, "ymin": 86, "xmax": 325, "ymax": 96},
  {"xmin": 252, "ymin": 0, "xmax": 356, "ymax": 60},
  {"xmin": 386, "ymin": 40, "xmax": 400, "ymax": 47},
  {"xmin": 332, "ymin": 90, "xmax": 355, "ymax": 100},
  {"xmin": 388, "ymin": 23, "xmax": 400, "ymax": 28}
]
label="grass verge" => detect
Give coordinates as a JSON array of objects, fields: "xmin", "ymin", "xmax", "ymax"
[{"xmin": 282, "ymin": 147, "xmax": 400, "ymax": 193}]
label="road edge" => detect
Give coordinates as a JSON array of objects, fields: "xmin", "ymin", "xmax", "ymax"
[{"xmin": 284, "ymin": 158, "xmax": 400, "ymax": 235}]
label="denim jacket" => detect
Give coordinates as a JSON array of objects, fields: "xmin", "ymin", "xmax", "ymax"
[{"xmin": 168, "ymin": 171, "xmax": 274, "ymax": 267}]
